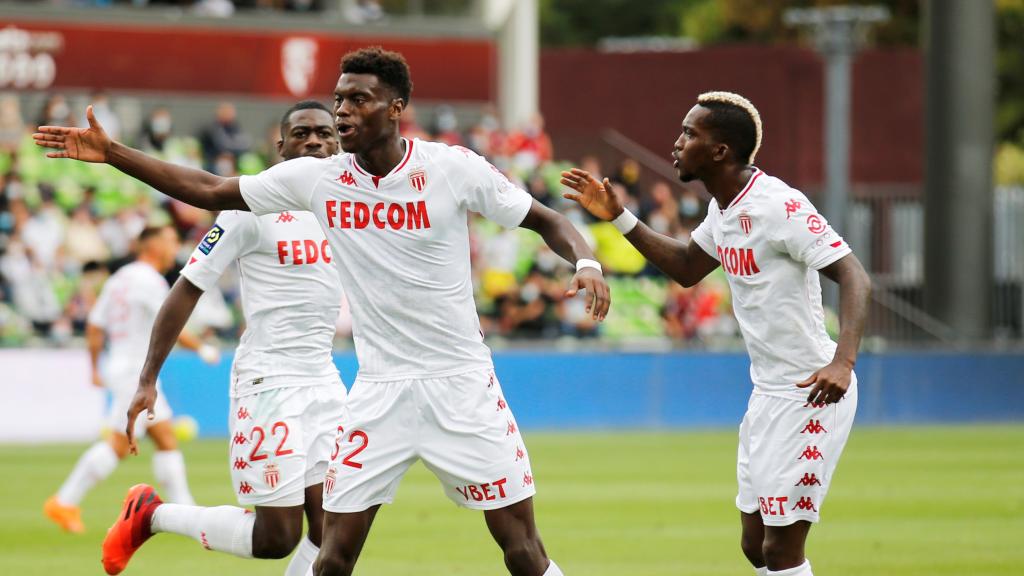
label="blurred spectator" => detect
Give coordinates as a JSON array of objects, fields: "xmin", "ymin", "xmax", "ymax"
[
  {"xmin": 641, "ymin": 181, "xmax": 681, "ymax": 237},
  {"xmin": 0, "ymin": 95, "xmax": 24, "ymax": 152},
  {"xmin": 505, "ymin": 114, "xmax": 553, "ymax": 172},
  {"xmin": 430, "ymin": 105, "xmax": 462, "ymax": 146},
  {"xmin": 199, "ymin": 102, "xmax": 251, "ymax": 172},
  {"xmin": 21, "ymin": 185, "xmax": 65, "ymax": 269},
  {"xmin": 65, "ymin": 205, "xmax": 110, "ymax": 265},
  {"xmin": 140, "ymin": 107, "xmax": 174, "ymax": 154},
  {"xmin": 465, "ymin": 107, "xmax": 504, "ymax": 158},
  {"xmin": 342, "ymin": 0, "xmax": 385, "ymax": 24},
  {"xmin": 399, "ymin": 103, "xmax": 430, "ymax": 142},
  {"xmin": 37, "ymin": 94, "xmax": 75, "ymax": 128}
]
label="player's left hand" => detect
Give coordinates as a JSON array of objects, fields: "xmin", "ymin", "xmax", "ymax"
[
  {"xmin": 797, "ymin": 360, "xmax": 852, "ymax": 405},
  {"xmin": 566, "ymin": 267, "xmax": 611, "ymax": 321},
  {"xmin": 125, "ymin": 385, "xmax": 158, "ymax": 455}
]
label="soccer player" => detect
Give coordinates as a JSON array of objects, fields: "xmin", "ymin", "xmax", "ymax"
[
  {"xmin": 44, "ymin": 225, "xmax": 219, "ymax": 534},
  {"xmin": 100, "ymin": 101, "xmax": 346, "ymax": 576},
  {"xmin": 34, "ymin": 47, "xmax": 609, "ymax": 576},
  {"xmin": 560, "ymin": 92, "xmax": 871, "ymax": 576}
]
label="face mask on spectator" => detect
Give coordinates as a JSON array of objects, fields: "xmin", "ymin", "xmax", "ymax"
[
  {"xmin": 521, "ymin": 283, "xmax": 541, "ymax": 303},
  {"xmin": 680, "ymin": 196, "xmax": 701, "ymax": 218},
  {"xmin": 151, "ymin": 115, "xmax": 172, "ymax": 136}
]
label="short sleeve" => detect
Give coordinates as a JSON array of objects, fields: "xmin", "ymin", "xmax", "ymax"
[
  {"xmin": 87, "ymin": 282, "xmax": 111, "ymax": 328},
  {"xmin": 690, "ymin": 208, "xmax": 718, "ymax": 260},
  {"xmin": 239, "ymin": 156, "xmax": 327, "ymax": 216},
  {"xmin": 180, "ymin": 211, "xmax": 260, "ymax": 292},
  {"xmin": 447, "ymin": 146, "xmax": 533, "ymax": 229},
  {"xmin": 769, "ymin": 193, "xmax": 852, "ymax": 270}
]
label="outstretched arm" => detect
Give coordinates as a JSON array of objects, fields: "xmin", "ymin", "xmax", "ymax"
[
  {"xmin": 125, "ymin": 277, "xmax": 205, "ymax": 453},
  {"xmin": 520, "ymin": 200, "xmax": 610, "ymax": 321},
  {"xmin": 560, "ymin": 169, "xmax": 719, "ymax": 287},
  {"xmin": 34, "ymin": 106, "xmax": 246, "ymax": 211},
  {"xmin": 797, "ymin": 254, "xmax": 872, "ymax": 405}
]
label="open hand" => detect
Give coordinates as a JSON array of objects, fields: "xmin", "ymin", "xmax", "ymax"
[
  {"xmin": 33, "ymin": 105, "xmax": 112, "ymax": 163},
  {"xmin": 125, "ymin": 384, "xmax": 158, "ymax": 455},
  {"xmin": 565, "ymin": 267, "xmax": 611, "ymax": 321},
  {"xmin": 796, "ymin": 360, "xmax": 852, "ymax": 405},
  {"xmin": 560, "ymin": 168, "xmax": 623, "ymax": 222}
]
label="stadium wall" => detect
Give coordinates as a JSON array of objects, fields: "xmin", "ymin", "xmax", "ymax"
[{"xmin": 2, "ymin": 350, "xmax": 1021, "ymax": 442}]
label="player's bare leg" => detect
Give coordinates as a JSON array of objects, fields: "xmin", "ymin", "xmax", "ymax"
[
  {"xmin": 45, "ymin": 434, "xmax": 127, "ymax": 533},
  {"xmin": 484, "ymin": 497, "xmax": 560, "ymax": 576},
  {"xmin": 146, "ymin": 420, "xmax": 194, "ymax": 504},
  {"xmin": 312, "ymin": 506, "xmax": 380, "ymax": 576},
  {"xmin": 762, "ymin": 521, "xmax": 812, "ymax": 574},
  {"xmin": 283, "ymin": 483, "xmax": 328, "ymax": 575},
  {"xmin": 740, "ymin": 511, "xmax": 767, "ymax": 573}
]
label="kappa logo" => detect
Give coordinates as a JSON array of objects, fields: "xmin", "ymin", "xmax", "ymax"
[
  {"xmin": 522, "ymin": 471, "xmax": 534, "ymax": 487},
  {"xmin": 324, "ymin": 467, "xmax": 337, "ymax": 494},
  {"xmin": 496, "ymin": 397, "xmax": 507, "ymax": 411},
  {"xmin": 263, "ymin": 463, "xmax": 280, "ymax": 488},
  {"xmin": 506, "ymin": 420, "xmax": 517, "ymax": 436},
  {"xmin": 804, "ymin": 400, "xmax": 827, "ymax": 409},
  {"xmin": 409, "ymin": 167, "xmax": 427, "ymax": 192},
  {"xmin": 798, "ymin": 445, "xmax": 825, "ymax": 461},
  {"xmin": 791, "ymin": 496, "xmax": 818, "ymax": 512},
  {"xmin": 232, "ymin": 458, "xmax": 250, "ymax": 470},
  {"xmin": 200, "ymin": 531, "xmax": 212, "ymax": 550},
  {"xmin": 198, "ymin": 224, "xmax": 225, "ymax": 255},
  {"xmin": 800, "ymin": 419, "xmax": 827, "ymax": 434},
  {"xmin": 514, "ymin": 445, "xmax": 525, "ymax": 462},
  {"xmin": 336, "ymin": 171, "xmax": 356, "ymax": 186},
  {"xmin": 232, "ymin": 432, "xmax": 248, "ymax": 445},
  {"xmin": 794, "ymin": 473, "xmax": 822, "ymax": 487},
  {"xmin": 785, "ymin": 199, "xmax": 802, "ymax": 219},
  {"xmin": 236, "ymin": 407, "xmax": 251, "ymax": 420},
  {"xmin": 238, "ymin": 482, "xmax": 255, "ymax": 495},
  {"xmin": 275, "ymin": 211, "xmax": 297, "ymax": 224}
]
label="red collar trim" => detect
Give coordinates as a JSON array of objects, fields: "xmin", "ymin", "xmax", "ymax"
[
  {"xmin": 726, "ymin": 168, "xmax": 761, "ymax": 210},
  {"xmin": 350, "ymin": 139, "xmax": 413, "ymax": 189}
]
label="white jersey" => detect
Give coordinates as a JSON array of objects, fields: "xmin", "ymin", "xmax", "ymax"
[
  {"xmin": 691, "ymin": 168, "xmax": 853, "ymax": 400},
  {"xmin": 239, "ymin": 139, "xmax": 533, "ymax": 380},
  {"xmin": 180, "ymin": 210, "xmax": 343, "ymax": 397},
  {"xmin": 88, "ymin": 260, "xmax": 169, "ymax": 389}
]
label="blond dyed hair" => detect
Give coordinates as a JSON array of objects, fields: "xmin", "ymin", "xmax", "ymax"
[{"xmin": 696, "ymin": 91, "xmax": 763, "ymax": 164}]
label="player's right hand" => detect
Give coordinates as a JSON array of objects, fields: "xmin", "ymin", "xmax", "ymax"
[
  {"xmin": 32, "ymin": 105, "xmax": 112, "ymax": 163},
  {"xmin": 560, "ymin": 168, "xmax": 624, "ymax": 222},
  {"xmin": 125, "ymin": 384, "xmax": 158, "ymax": 455}
]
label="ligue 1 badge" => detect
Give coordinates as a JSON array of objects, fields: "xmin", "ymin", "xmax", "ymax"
[{"xmin": 263, "ymin": 463, "xmax": 280, "ymax": 488}]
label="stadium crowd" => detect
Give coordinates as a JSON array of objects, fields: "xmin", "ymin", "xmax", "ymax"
[{"xmin": 0, "ymin": 93, "xmax": 739, "ymax": 347}]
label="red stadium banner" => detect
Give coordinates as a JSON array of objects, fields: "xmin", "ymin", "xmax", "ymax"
[{"xmin": 0, "ymin": 21, "xmax": 496, "ymax": 101}]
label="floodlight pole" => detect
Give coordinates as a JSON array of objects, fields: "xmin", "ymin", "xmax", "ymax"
[{"xmin": 784, "ymin": 5, "xmax": 889, "ymax": 310}]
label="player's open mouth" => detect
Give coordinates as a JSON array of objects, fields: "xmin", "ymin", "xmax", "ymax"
[{"xmin": 337, "ymin": 124, "xmax": 356, "ymax": 138}]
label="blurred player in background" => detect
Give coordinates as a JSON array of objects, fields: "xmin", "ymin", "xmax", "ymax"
[
  {"xmin": 561, "ymin": 92, "xmax": 871, "ymax": 576},
  {"xmin": 100, "ymin": 100, "xmax": 346, "ymax": 576},
  {"xmin": 34, "ymin": 46, "xmax": 609, "ymax": 576},
  {"xmin": 44, "ymin": 225, "xmax": 220, "ymax": 534}
]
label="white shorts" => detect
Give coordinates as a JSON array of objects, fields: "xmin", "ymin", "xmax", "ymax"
[
  {"xmin": 735, "ymin": 378, "xmax": 858, "ymax": 526},
  {"xmin": 107, "ymin": 381, "xmax": 174, "ymax": 438},
  {"xmin": 229, "ymin": 378, "xmax": 348, "ymax": 507},
  {"xmin": 322, "ymin": 369, "xmax": 536, "ymax": 513}
]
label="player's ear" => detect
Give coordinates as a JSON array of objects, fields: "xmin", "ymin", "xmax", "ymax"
[
  {"xmin": 389, "ymin": 98, "xmax": 405, "ymax": 121},
  {"xmin": 712, "ymin": 142, "xmax": 730, "ymax": 162},
  {"xmin": 275, "ymin": 139, "xmax": 283, "ymax": 155}
]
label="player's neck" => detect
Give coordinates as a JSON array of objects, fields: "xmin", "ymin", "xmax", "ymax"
[
  {"xmin": 135, "ymin": 254, "xmax": 162, "ymax": 273},
  {"xmin": 355, "ymin": 134, "xmax": 406, "ymax": 177},
  {"xmin": 703, "ymin": 165, "xmax": 755, "ymax": 208}
]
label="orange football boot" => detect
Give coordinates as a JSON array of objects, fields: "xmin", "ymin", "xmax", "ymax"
[
  {"xmin": 44, "ymin": 495, "xmax": 84, "ymax": 533},
  {"xmin": 101, "ymin": 484, "xmax": 163, "ymax": 575}
]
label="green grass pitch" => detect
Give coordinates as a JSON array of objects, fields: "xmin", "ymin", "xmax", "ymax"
[{"xmin": 4, "ymin": 426, "xmax": 1022, "ymax": 575}]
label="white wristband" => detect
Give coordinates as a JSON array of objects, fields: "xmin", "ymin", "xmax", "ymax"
[
  {"xmin": 576, "ymin": 258, "xmax": 602, "ymax": 274},
  {"xmin": 198, "ymin": 344, "xmax": 221, "ymax": 366},
  {"xmin": 611, "ymin": 208, "xmax": 639, "ymax": 234}
]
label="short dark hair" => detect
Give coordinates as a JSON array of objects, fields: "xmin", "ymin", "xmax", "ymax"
[
  {"xmin": 138, "ymin": 225, "xmax": 171, "ymax": 244},
  {"xmin": 280, "ymin": 100, "xmax": 332, "ymax": 138},
  {"xmin": 340, "ymin": 46, "xmax": 413, "ymax": 104},
  {"xmin": 699, "ymin": 101, "xmax": 758, "ymax": 164}
]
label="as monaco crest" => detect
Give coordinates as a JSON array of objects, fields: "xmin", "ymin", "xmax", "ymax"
[
  {"xmin": 263, "ymin": 463, "xmax": 280, "ymax": 488},
  {"xmin": 281, "ymin": 37, "xmax": 318, "ymax": 97},
  {"xmin": 324, "ymin": 467, "xmax": 337, "ymax": 494},
  {"xmin": 739, "ymin": 212, "xmax": 752, "ymax": 236},
  {"xmin": 408, "ymin": 168, "xmax": 427, "ymax": 192}
]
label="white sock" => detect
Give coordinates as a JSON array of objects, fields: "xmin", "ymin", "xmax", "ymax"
[
  {"xmin": 756, "ymin": 567, "xmax": 768, "ymax": 576},
  {"xmin": 152, "ymin": 450, "xmax": 195, "ymax": 505},
  {"xmin": 767, "ymin": 560, "xmax": 812, "ymax": 576},
  {"xmin": 285, "ymin": 536, "xmax": 319, "ymax": 576},
  {"xmin": 543, "ymin": 559, "xmax": 564, "ymax": 575},
  {"xmin": 151, "ymin": 503, "xmax": 255, "ymax": 558},
  {"xmin": 56, "ymin": 441, "xmax": 119, "ymax": 506}
]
